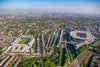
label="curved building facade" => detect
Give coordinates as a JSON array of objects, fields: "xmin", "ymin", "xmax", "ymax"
[{"xmin": 69, "ymin": 31, "xmax": 95, "ymax": 49}]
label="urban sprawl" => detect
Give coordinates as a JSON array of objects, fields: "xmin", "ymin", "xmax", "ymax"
[{"xmin": 0, "ymin": 10, "xmax": 100, "ymax": 67}]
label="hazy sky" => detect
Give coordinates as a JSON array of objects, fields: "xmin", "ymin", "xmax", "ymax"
[{"xmin": 0, "ymin": 0, "xmax": 100, "ymax": 14}]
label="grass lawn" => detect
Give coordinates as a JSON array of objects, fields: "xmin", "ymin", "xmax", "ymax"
[{"xmin": 18, "ymin": 39, "xmax": 29, "ymax": 44}]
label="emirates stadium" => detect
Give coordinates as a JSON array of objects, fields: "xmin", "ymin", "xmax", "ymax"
[{"xmin": 69, "ymin": 31, "xmax": 95, "ymax": 49}]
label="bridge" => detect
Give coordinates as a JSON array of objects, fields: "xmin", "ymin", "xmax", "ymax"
[{"xmin": 61, "ymin": 41, "xmax": 78, "ymax": 45}]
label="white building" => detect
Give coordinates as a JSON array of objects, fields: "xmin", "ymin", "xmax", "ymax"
[{"xmin": 4, "ymin": 35, "xmax": 35, "ymax": 53}]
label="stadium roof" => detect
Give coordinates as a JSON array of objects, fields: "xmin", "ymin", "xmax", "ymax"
[{"xmin": 70, "ymin": 31, "xmax": 94, "ymax": 40}]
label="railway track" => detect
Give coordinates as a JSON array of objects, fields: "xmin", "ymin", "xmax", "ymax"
[{"xmin": 67, "ymin": 41, "xmax": 100, "ymax": 67}]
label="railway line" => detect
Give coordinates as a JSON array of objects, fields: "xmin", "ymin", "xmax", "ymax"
[{"xmin": 67, "ymin": 41, "xmax": 100, "ymax": 67}]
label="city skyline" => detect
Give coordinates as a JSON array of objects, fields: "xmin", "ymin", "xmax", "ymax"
[{"xmin": 0, "ymin": 0, "xmax": 100, "ymax": 14}]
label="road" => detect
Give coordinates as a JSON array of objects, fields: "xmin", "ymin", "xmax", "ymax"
[{"xmin": 66, "ymin": 41, "xmax": 100, "ymax": 67}]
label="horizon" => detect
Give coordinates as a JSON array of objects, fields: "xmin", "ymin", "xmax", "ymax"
[{"xmin": 0, "ymin": 0, "xmax": 100, "ymax": 14}]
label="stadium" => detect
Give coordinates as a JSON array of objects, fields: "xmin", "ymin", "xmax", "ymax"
[
  {"xmin": 70, "ymin": 31, "xmax": 95, "ymax": 43},
  {"xmin": 69, "ymin": 31, "xmax": 95, "ymax": 49}
]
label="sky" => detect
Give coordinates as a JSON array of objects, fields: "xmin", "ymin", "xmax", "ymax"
[{"xmin": 0, "ymin": 0, "xmax": 100, "ymax": 14}]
